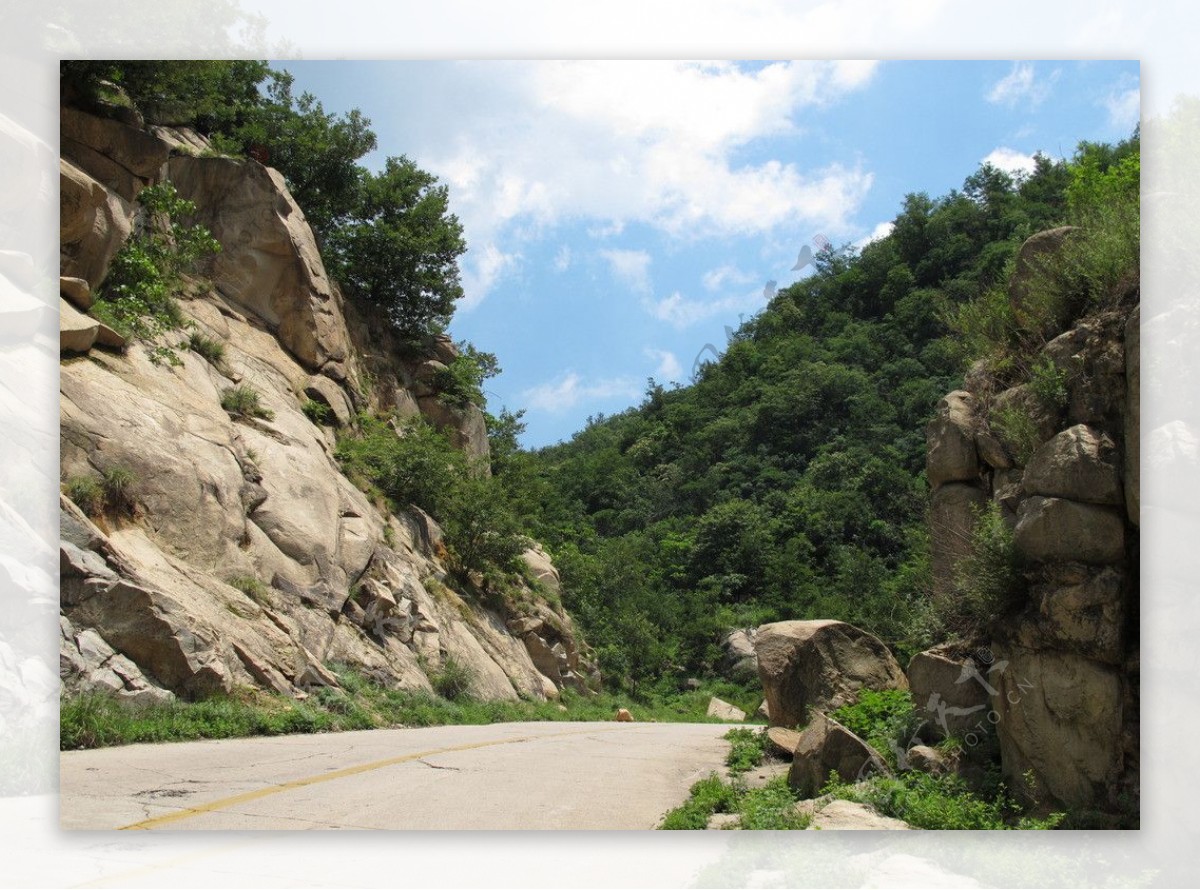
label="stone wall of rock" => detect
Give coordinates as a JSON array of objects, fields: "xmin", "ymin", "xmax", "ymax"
[
  {"xmin": 923, "ymin": 228, "xmax": 1139, "ymax": 815},
  {"xmin": 57, "ymin": 107, "xmax": 589, "ymax": 704}
]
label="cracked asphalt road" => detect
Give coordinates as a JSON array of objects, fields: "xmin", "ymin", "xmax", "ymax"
[{"xmin": 59, "ymin": 721, "xmax": 733, "ymax": 830}]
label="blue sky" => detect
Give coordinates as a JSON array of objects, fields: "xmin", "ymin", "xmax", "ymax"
[{"xmin": 276, "ymin": 60, "xmax": 1140, "ymax": 448}]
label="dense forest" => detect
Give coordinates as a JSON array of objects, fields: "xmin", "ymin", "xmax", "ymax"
[
  {"xmin": 499, "ymin": 133, "xmax": 1140, "ymax": 692},
  {"xmin": 61, "ymin": 60, "xmax": 1140, "ymax": 697}
]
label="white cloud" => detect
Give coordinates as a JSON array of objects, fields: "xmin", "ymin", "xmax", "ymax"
[
  {"xmin": 702, "ymin": 264, "xmax": 757, "ymax": 292},
  {"xmin": 459, "ymin": 242, "xmax": 520, "ymax": 311},
  {"xmin": 599, "ymin": 248, "xmax": 652, "ymax": 294},
  {"xmin": 389, "ymin": 61, "xmax": 880, "ymax": 299},
  {"xmin": 521, "ymin": 371, "xmax": 641, "ymax": 413},
  {"xmin": 982, "ymin": 147, "xmax": 1038, "ymax": 176},
  {"xmin": 553, "ymin": 245, "xmax": 572, "ymax": 272},
  {"xmin": 644, "ymin": 348, "xmax": 683, "ymax": 382},
  {"xmin": 645, "ymin": 288, "xmax": 769, "ymax": 329},
  {"xmin": 1104, "ymin": 82, "xmax": 1141, "ymax": 131},
  {"xmin": 986, "ymin": 62, "xmax": 1058, "ymax": 107},
  {"xmin": 854, "ymin": 221, "xmax": 895, "ymax": 250}
]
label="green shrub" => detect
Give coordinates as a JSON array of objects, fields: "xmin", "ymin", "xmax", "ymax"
[
  {"xmin": 724, "ymin": 727, "xmax": 766, "ymax": 775},
  {"xmin": 63, "ymin": 467, "xmax": 137, "ymax": 516},
  {"xmin": 64, "ymin": 476, "xmax": 104, "ymax": 516},
  {"xmin": 228, "ymin": 575, "xmax": 272, "ymax": 607},
  {"xmin": 830, "ymin": 689, "xmax": 921, "ymax": 768},
  {"xmin": 736, "ymin": 777, "xmax": 811, "ymax": 830},
  {"xmin": 101, "ymin": 466, "xmax": 137, "ymax": 515},
  {"xmin": 822, "ymin": 769, "xmax": 1062, "ymax": 830},
  {"xmin": 431, "ymin": 343, "xmax": 500, "ymax": 409},
  {"xmin": 92, "ymin": 182, "xmax": 220, "ymax": 364},
  {"xmin": 301, "ymin": 398, "xmax": 332, "ymax": 425},
  {"xmin": 659, "ymin": 774, "xmax": 737, "ymax": 830},
  {"xmin": 936, "ymin": 502, "xmax": 1023, "ymax": 637},
  {"xmin": 430, "ymin": 656, "xmax": 474, "ymax": 701},
  {"xmin": 1027, "ymin": 355, "xmax": 1070, "ymax": 410},
  {"xmin": 186, "ymin": 331, "xmax": 226, "ymax": 367},
  {"xmin": 221, "ymin": 385, "xmax": 274, "ymax": 420},
  {"xmin": 989, "ymin": 402, "xmax": 1042, "ymax": 465}
]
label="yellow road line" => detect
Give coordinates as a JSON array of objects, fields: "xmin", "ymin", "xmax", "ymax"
[{"xmin": 119, "ymin": 725, "xmax": 627, "ymax": 831}]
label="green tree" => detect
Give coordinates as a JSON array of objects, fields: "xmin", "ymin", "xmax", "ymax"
[{"xmin": 326, "ymin": 156, "xmax": 466, "ymax": 340}]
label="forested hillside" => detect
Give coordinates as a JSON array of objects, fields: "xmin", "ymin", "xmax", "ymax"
[{"xmin": 501, "ymin": 134, "xmax": 1139, "ymax": 691}]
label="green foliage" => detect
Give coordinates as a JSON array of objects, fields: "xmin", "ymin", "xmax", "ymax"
[
  {"xmin": 659, "ymin": 775, "xmax": 810, "ymax": 830},
  {"xmin": 64, "ymin": 467, "xmax": 137, "ymax": 516},
  {"xmin": 724, "ymin": 727, "xmax": 766, "ymax": 775},
  {"xmin": 335, "ymin": 414, "xmax": 527, "ymax": 579},
  {"xmin": 64, "ymin": 476, "xmax": 103, "ymax": 516},
  {"xmin": 101, "ymin": 466, "xmax": 137, "ymax": 515},
  {"xmin": 186, "ymin": 331, "xmax": 226, "ymax": 367},
  {"xmin": 659, "ymin": 774, "xmax": 737, "ymax": 830},
  {"xmin": 937, "ymin": 502, "xmax": 1024, "ymax": 637},
  {"xmin": 61, "ymin": 61, "xmax": 271, "ymax": 129},
  {"xmin": 221, "ymin": 385, "xmax": 274, "ymax": 421},
  {"xmin": 227, "ymin": 575, "xmax": 272, "ymax": 607},
  {"xmin": 829, "ymin": 689, "xmax": 922, "ymax": 768},
  {"xmin": 325, "ymin": 155, "xmax": 466, "ymax": 339},
  {"xmin": 61, "ymin": 671, "xmax": 761, "ymax": 751},
  {"xmin": 430, "ymin": 656, "xmax": 475, "ymax": 701},
  {"xmin": 822, "ymin": 769, "xmax": 1063, "ymax": 830},
  {"xmin": 301, "ymin": 398, "xmax": 332, "ymax": 425},
  {"xmin": 736, "ymin": 777, "xmax": 812, "ymax": 830},
  {"xmin": 1028, "ymin": 355, "xmax": 1070, "ymax": 409},
  {"xmin": 92, "ymin": 183, "xmax": 220, "ymax": 363},
  {"xmin": 433, "ymin": 343, "xmax": 500, "ymax": 408}
]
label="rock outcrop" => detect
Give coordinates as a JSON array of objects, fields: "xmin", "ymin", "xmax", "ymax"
[
  {"xmin": 924, "ymin": 226, "xmax": 1139, "ymax": 815},
  {"xmin": 756, "ymin": 619, "xmax": 908, "ymax": 729},
  {"xmin": 57, "ymin": 107, "xmax": 591, "ymax": 705}
]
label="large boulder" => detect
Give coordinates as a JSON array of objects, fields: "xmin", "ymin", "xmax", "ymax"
[
  {"xmin": 990, "ymin": 645, "xmax": 1124, "ymax": 810},
  {"xmin": 756, "ymin": 620, "xmax": 908, "ymax": 729},
  {"xmin": 926, "ymin": 391, "xmax": 980, "ymax": 487},
  {"xmin": 907, "ymin": 644, "xmax": 993, "ymax": 741},
  {"xmin": 706, "ymin": 697, "xmax": 746, "ymax": 722},
  {"xmin": 166, "ymin": 155, "xmax": 351, "ymax": 373},
  {"xmin": 60, "ymin": 158, "xmax": 133, "ymax": 291},
  {"xmin": 720, "ymin": 628, "xmax": 759, "ymax": 683},
  {"xmin": 1008, "ymin": 226, "xmax": 1078, "ymax": 333},
  {"xmin": 1022, "ymin": 424, "xmax": 1123, "ymax": 506},
  {"xmin": 788, "ymin": 711, "xmax": 890, "ymax": 799},
  {"xmin": 1013, "ymin": 496, "xmax": 1125, "ymax": 564},
  {"xmin": 60, "ymin": 298, "xmax": 99, "ymax": 353}
]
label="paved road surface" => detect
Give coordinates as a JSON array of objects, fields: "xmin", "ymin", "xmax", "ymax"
[{"xmin": 60, "ymin": 721, "xmax": 733, "ymax": 830}]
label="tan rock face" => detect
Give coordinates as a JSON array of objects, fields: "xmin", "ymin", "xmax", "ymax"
[
  {"xmin": 60, "ymin": 158, "xmax": 133, "ymax": 290},
  {"xmin": 706, "ymin": 697, "xmax": 746, "ymax": 722},
  {"xmin": 907, "ymin": 645, "xmax": 993, "ymax": 741},
  {"xmin": 60, "ymin": 298, "xmax": 99, "ymax": 353},
  {"xmin": 788, "ymin": 711, "xmax": 890, "ymax": 799},
  {"xmin": 720, "ymin": 628, "xmax": 759, "ymax": 683},
  {"xmin": 1013, "ymin": 496, "xmax": 1125, "ymax": 564},
  {"xmin": 756, "ymin": 620, "xmax": 908, "ymax": 729},
  {"xmin": 61, "ymin": 107, "xmax": 171, "ymax": 201},
  {"xmin": 417, "ymin": 396, "xmax": 492, "ymax": 471},
  {"xmin": 1022, "ymin": 424, "xmax": 1122, "ymax": 505},
  {"xmin": 166, "ymin": 155, "xmax": 351, "ymax": 373},
  {"xmin": 928, "ymin": 482, "xmax": 987, "ymax": 599},
  {"xmin": 57, "ymin": 109, "xmax": 592, "ymax": 708},
  {"xmin": 765, "ymin": 726, "xmax": 802, "ymax": 757},
  {"xmin": 991, "ymin": 646, "xmax": 1123, "ymax": 810},
  {"xmin": 926, "ymin": 391, "xmax": 980, "ymax": 487}
]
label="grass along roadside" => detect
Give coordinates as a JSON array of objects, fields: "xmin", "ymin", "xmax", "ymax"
[{"xmin": 60, "ymin": 667, "xmax": 758, "ymax": 750}]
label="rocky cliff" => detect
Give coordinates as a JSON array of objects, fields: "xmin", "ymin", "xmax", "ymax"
[
  {"xmin": 922, "ymin": 227, "xmax": 1139, "ymax": 818},
  {"xmin": 58, "ymin": 107, "xmax": 594, "ymax": 706}
]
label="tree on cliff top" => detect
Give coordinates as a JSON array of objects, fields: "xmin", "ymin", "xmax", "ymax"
[{"xmin": 325, "ymin": 156, "xmax": 466, "ymax": 341}]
